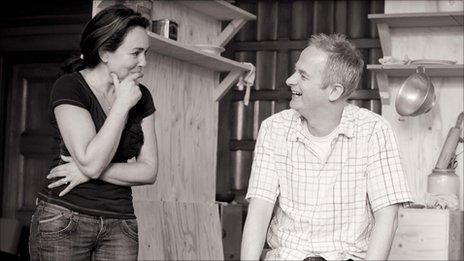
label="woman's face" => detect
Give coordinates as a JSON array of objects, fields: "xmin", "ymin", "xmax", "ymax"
[{"xmin": 105, "ymin": 26, "xmax": 149, "ymax": 80}]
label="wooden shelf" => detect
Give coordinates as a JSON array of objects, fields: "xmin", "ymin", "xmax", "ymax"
[
  {"xmin": 178, "ymin": 0, "xmax": 256, "ymax": 21},
  {"xmin": 148, "ymin": 31, "xmax": 249, "ymax": 72},
  {"xmin": 368, "ymin": 12, "xmax": 464, "ymax": 27},
  {"xmin": 368, "ymin": 12, "xmax": 464, "ymax": 56},
  {"xmin": 367, "ymin": 64, "xmax": 464, "ymax": 77}
]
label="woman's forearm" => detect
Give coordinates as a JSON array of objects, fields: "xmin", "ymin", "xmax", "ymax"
[{"xmin": 98, "ymin": 161, "xmax": 157, "ymax": 186}]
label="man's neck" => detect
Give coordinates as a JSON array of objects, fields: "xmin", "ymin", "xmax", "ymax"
[{"xmin": 301, "ymin": 102, "xmax": 347, "ymax": 137}]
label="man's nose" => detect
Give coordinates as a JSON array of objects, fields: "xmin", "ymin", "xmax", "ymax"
[{"xmin": 286, "ymin": 72, "xmax": 298, "ymax": 86}]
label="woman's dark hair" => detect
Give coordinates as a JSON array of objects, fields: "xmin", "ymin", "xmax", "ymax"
[{"xmin": 62, "ymin": 5, "xmax": 150, "ymax": 74}]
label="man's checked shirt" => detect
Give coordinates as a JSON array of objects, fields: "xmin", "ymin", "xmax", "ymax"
[{"xmin": 246, "ymin": 104, "xmax": 413, "ymax": 260}]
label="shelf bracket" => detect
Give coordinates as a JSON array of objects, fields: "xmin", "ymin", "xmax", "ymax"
[
  {"xmin": 377, "ymin": 23, "xmax": 392, "ymax": 57},
  {"xmin": 375, "ymin": 72, "xmax": 391, "ymax": 105},
  {"xmin": 214, "ymin": 70, "xmax": 242, "ymax": 101},
  {"xmin": 215, "ymin": 19, "xmax": 247, "ymax": 47}
]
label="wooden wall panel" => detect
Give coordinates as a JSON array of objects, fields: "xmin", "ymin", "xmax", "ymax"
[
  {"xmin": 135, "ymin": 201, "xmax": 223, "ymax": 260},
  {"xmin": 92, "ymin": 1, "xmax": 225, "ymax": 259},
  {"xmin": 380, "ymin": 1, "xmax": 463, "ymax": 209}
]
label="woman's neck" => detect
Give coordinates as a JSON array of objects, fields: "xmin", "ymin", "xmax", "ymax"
[{"xmin": 81, "ymin": 65, "xmax": 113, "ymax": 94}]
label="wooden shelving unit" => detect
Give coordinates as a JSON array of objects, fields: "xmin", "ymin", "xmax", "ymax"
[{"xmin": 367, "ymin": 64, "xmax": 464, "ymax": 77}]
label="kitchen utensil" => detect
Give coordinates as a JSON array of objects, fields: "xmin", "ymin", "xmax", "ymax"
[
  {"xmin": 435, "ymin": 112, "xmax": 464, "ymax": 169},
  {"xmin": 410, "ymin": 59, "xmax": 457, "ymax": 65},
  {"xmin": 192, "ymin": 44, "xmax": 225, "ymax": 55},
  {"xmin": 395, "ymin": 66, "xmax": 436, "ymax": 116}
]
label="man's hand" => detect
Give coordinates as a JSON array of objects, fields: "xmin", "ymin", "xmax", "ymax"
[{"xmin": 47, "ymin": 155, "xmax": 91, "ymax": 197}]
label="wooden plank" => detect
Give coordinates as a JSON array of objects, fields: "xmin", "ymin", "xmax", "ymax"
[
  {"xmin": 232, "ymin": 38, "xmax": 381, "ymax": 51},
  {"xmin": 388, "ymin": 209, "xmax": 463, "ymax": 260},
  {"xmin": 368, "ymin": 12, "xmax": 464, "ymax": 27},
  {"xmin": 229, "ymin": 89, "xmax": 380, "ymax": 101},
  {"xmin": 178, "ymin": 0, "xmax": 256, "ymax": 21},
  {"xmin": 134, "ymin": 201, "xmax": 223, "ymax": 260},
  {"xmin": 290, "ymin": 1, "xmax": 311, "ymax": 40},
  {"xmin": 214, "ymin": 70, "xmax": 242, "ymax": 101},
  {"xmin": 367, "ymin": 64, "xmax": 464, "ymax": 77},
  {"xmin": 215, "ymin": 19, "xmax": 247, "ymax": 47},
  {"xmin": 230, "ymin": 140, "xmax": 256, "ymax": 151},
  {"xmin": 448, "ymin": 211, "xmax": 464, "ymax": 260},
  {"xmin": 256, "ymin": 1, "xmax": 278, "ymax": 41},
  {"xmin": 147, "ymin": 32, "xmax": 249, "ymax": 72},
  {"xmin": 377, "ymin": 23, "xmax": 391, "ymax": 56}
]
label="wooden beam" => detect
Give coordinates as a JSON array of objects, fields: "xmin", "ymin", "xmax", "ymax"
[
  {"xmin": 377, "ymin": 23, "xmax": 391, "ymax": 56},
  {"xmin": 375, "ymin": 72, "xmax": 390, "ymax": 105},
  {"xmin": 230, "ymin": 89, "xmax": 380, "ymax": 101},
  {"xmin": 214, "ymin": 70, "xmax": 242, "ymax": 101},
  {"xmin": 215, "ymin": 19, "xmax": 247, "ymax": 47},
  {"xmin": 231, "ymin": 38, "xmax": 380, "ymax": 51},
  {"xmin": 229, "ymin": 139, "xmax": 256, "ymax": 151}
]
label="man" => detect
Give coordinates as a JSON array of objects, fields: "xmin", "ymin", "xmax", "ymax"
[{"xmin": 241, "ymin": 34, "xmax": 412, "ymax": 261}]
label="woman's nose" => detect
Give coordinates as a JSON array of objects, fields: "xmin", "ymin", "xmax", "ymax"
[{"xmin": 138, "ymin": 54, "xmax": 147, "ymax": 67}]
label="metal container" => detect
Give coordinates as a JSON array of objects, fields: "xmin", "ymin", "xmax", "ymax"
[
  {"xmin": 395, "ymin": 66, "xmax": 436, "ymax": 116},
  {"xmin": 152, "ymin": 19, "xmax": 178, "ymax": 41}
]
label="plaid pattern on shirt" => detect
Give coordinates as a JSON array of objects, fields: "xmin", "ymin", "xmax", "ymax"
[{"xmin": 246, "ymin": 105, "xmax": 413, "ymax": 261}]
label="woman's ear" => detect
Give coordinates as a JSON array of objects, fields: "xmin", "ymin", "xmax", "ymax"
[
  {"xmin": 98, "ymin": 49, "xmax": 109, "ymax": 63},
  {"xmin": 328, "ymin": 83, "xmax": 345, "ymax": 102}
]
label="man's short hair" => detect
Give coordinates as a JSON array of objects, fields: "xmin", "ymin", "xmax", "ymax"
[{"xmin": 308, "ymin": 33, "xmax": 364, "ymax": 99}]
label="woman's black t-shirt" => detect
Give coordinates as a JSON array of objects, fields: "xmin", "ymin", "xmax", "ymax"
[{"xmin": 38, "ymin": 72, "xmax": 155, "ymax": 218}]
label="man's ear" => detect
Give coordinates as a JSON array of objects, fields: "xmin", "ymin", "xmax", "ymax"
[
  {"xmin": 328, "ymin": 83, "xmax": 344, "ymax": 102},
  {"xmin": 99, "ymin": 49, "xmax": 109, "ymax": 63}
]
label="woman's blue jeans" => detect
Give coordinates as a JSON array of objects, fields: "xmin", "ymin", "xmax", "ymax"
[{"xmin": 29, "ymin": 199, "xmax": 138, "ymax": 261}]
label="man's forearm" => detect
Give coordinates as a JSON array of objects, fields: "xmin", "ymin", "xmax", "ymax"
[
  {"xmin": 241, "ymin": 198, "xmax": 274, "ymax": 260},
  {"xmin": 366, "ymin": 204, "xmax": 399, "ymax": 260}
]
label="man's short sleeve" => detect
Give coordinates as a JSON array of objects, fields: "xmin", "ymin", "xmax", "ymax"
[
  {"xmin": 246, "ymin": 119, "xmax": 279, "ymax": 204},
  {"xmin": 367, "ymin": 121, "xmax": 413, "ymax": 212},
  {"xmin": 50, "ymin": 74, "xmax": 88, "ymax": 111}
]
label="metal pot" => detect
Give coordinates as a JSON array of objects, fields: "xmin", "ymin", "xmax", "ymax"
[{"xmin": 395, "ymin": 66, "xmax": 436, "ymax": 117}]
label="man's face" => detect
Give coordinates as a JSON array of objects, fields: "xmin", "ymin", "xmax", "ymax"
[
  {"xmin": 106, "ymin": 26, "xmax": 149, "ymax": 80},
  {"xmin": 286, "ymin": 46, "xmax": 330, "ymax": 115}
]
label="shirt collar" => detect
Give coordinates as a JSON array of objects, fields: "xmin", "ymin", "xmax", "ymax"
[{"xmin": 287, "ymin": 104, "xmax": 356, "ymax": 142}]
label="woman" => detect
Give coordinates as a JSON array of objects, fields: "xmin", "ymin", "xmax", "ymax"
[{"xmin": 29, "ymin": 5, "xmax": 158, "ymax": 260}]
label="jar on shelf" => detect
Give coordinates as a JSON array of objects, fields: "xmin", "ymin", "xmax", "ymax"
[{"xmin": 427, "ymin": 168, "xmax": 460, "ymax": 199}]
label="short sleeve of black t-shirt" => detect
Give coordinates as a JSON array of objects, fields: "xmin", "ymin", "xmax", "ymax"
[{"xmin": 50, "ymin": 74, "xmax": 91, "ymax": 111}]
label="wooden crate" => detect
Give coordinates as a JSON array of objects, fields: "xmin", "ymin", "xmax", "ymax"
[{"xmin": 388, "ymin": 208, "xmax": 463, "ymax": 260}]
